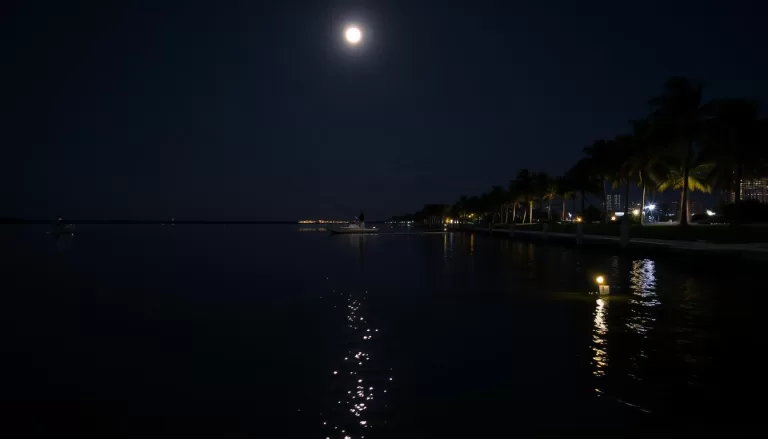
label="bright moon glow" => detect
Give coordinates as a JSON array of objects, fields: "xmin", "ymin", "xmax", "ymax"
[{"xmin": 345, "ymin": 27, "xmax": 362, "ymax": 44}]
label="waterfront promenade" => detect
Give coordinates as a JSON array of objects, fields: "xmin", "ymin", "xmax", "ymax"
[{"xmin": 468, "ymin": 226, "xmax": 768, "ymax": 262}]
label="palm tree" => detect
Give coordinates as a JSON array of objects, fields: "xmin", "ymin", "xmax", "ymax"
[
  {"xmin": 700, "ymin": 99, "xmax": 762, "ymax": 224},
  {"xmin": 648, "ymin": 77, "xmax": 707, "ymax": 226},
  {"xmin": 610, "ymin": 134, "xmax": 635, "ymax": 218},
  {"xmin": 453, "ymin": 195, "xmax": 469, "ymax": 224},
  {"xmin": 556, "ymin": 176, "xmax": 573, "ymax": 222},
  {"xmin": 584, "ymin": 138, "xmax": 625, "ymax": 223},
  {"xmin": 566, "ymin": 158, "xmax": 601, "ymax": 218},
  {"xmin": 486, "ymin": 185, "xmax": 507, "ymax": 224},
  {"xmin": 657, "ymin": 159, "xmax": 713, "ymax": 220},
  {"xmin": 542, "ymin": 177, "xmax": 558, "ymax": 220},
  {"xmin": 532, "ymin": 172, "xmax": 551, "ymax": 220},
  {"xmin": 507, "ymin": 180, "xmax": 521, "ymax": 224},
  {"xmin": 514, "ymin": 169, "xmax": 536, "ymax": 224}
]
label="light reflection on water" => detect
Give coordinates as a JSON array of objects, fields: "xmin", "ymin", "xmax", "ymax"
[
  {"xmin": 322, "ymin": 289, "xmax": 391, "ymax": 439},
  {"xmin": 592, "ymin": 297, "xmax": 609, "ymax": 382},
  {"xmin": 628, "ymin": 259, "xmax": 660, "ymax": 335},
  {"xmin": 590, "ymin": 258, "xmax": 663, "ymax": 413}
]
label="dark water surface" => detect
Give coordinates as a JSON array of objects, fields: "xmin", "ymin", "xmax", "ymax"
[{"xmin": 1, "ymin": 225, "xmax": 764, "ymax": 437}]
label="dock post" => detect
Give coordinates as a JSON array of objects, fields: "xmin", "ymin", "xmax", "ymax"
[{"xmin": 576, "ymin": 222, "xmax": 583, "ymax": 245}]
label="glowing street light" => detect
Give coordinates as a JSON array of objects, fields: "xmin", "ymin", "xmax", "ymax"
[
  {"xmin": 646, "ymin": 204, "xmax": 656, "ymax": 211},
  {"xmin": 632, "ymin": 209, "xmax": 640, "ymax": 216},
  {"xmin": 596, "ymin": 275, "xmax": 610, "ymax": 295}
]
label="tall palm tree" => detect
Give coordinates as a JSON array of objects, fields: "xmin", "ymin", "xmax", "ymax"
[
  {"xmin": 555, "ymin": 176, "xmax": 573, "ymax": 221},
  {"xmin": 584, "ymin": 139, "xmax": 624, "ymax": 223},
  {"xmin": 648, "ymin": 77, "xmax": 707, "ymax": 226},
  {"xmin": 620, "ymin": 120, "xmax": 648, "ymax": 224},
  {"xmin": 542, "ymin": 177, "xmax": 558, "ymax": 220},
  {"xmin": 507, "ymin": 180, "xmax": 521, "ymax": 224},
  {"xmin": 453, "ymin": 195, "xmax": 469, "ymax": 224},
  {"xmin": 610, "ymin": 134, "xmax": 635, "ymax": 218},
  {"xmin": 566, "ymin": 158, "xmax": 601, "ymax": 218},
  {"xmin": 514, "ymin": 169, "xmax": 536, "ymax": 224},
  {"xmin": 487, "ymin": 185, "xmax": 507, "ymax": 224},
  {"xmin": 700, "ymin": 99, "xmax": 762, "ymax": 224},
  {"xmin": 533, "ymin": 172, "xmax": 551, "ymax": 220}
]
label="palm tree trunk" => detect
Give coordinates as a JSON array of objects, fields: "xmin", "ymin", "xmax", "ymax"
[
  {"xmin": 521, "ymin": 207, "xmax": 527, "ymax": 224},
  {"xmin": 623, "ymin": 179, "xmax": 630, "ymax": 217},
  {"xmin": 561, "ymin": 199, "xmax": 566, "ymax": 221},
  {"xmin": 528, "ymin": 201, "xmax": 534, "ymax": 224},
  {"xmin": 512, "ymin": 202, "xmax": 517, "ymax": 224},
  {"xmin": 572, "ymin": 197, "xmax": 576, "ymax": 221},
  {"xmin": 679, "ymin": 141, "xmax": 693, "ymax": 226},
  {"xmin": 640, "ymin": 178, "xmax": 646, "ymax": 226},
  {"xmin": 734, "ymin": 163, "xmax": 743, "ymax": 225},
  {"xmin": 602, "ymin": 180, "xmax": 608, "ymax": 224},
  {"xmin": 548, "ymin": 198, "xmax": 553, "ymax": 220}
]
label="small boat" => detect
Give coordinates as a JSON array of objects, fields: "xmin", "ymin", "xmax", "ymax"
[
  {"xmin": 327, "ymin": 224, "xmax": 379, "ymax": 234},
  {"xmin": 50, "ymin": 223, "xmax": 75, "ymax": 236}
]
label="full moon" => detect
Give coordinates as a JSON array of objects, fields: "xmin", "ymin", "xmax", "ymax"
[{"xmin": 345, "ymin": 27, "xmax": 362, "ymax": 44}]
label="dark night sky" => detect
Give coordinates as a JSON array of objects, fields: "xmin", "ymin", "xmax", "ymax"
[{"xmin": 3, "ymin": 0, "xmax": 767, "ymax": 220}]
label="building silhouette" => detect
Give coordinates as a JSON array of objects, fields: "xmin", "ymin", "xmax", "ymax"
[{"xmin": 731, "ymin": 179, "xmax": 768, "ymax": 203}]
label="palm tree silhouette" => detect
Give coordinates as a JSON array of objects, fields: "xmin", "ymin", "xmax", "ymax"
[{"xmin": 648, "ymin": 77, "xmax": 707, "ymax": 226}]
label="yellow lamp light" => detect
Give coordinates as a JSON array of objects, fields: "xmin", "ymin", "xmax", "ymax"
[{"xmin": 596, "ymin": 275, "xmax": 609, "ymax": 295}]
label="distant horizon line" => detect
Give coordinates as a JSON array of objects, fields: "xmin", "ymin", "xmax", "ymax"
[{"xmin": 0, "ymin": 218, "xmax": 386, "ymax": 225}]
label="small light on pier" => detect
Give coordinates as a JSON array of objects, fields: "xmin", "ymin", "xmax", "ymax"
[{"xmin": 596, "ymin": 275, "xmax": 610, "ymax": 295}]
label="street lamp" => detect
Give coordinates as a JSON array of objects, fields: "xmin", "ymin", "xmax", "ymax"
[
  {"xmin": 596, "ymin": 275, "xmax": 609, "ymax": 295},
  {"xmin": 645, "ymin": 204, "xmax": 656, "ymax": 223}
]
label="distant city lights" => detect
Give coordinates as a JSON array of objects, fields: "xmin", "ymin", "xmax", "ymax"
[{"xmin": 298, "ymin": 220, "xmax": 349, "ymax": 224}]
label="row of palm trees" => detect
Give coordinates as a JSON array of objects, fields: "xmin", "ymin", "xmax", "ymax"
[{"xmin": 445, "ymin": 77, "xmax": 767, "ymax": 227}]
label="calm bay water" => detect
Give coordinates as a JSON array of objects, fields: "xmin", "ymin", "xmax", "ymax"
[{"xmin": 1, "ymin": 225, "xmax": 764, "ymax": 436}]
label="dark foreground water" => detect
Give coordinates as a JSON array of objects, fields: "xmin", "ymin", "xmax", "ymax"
[{"xmin": 1, "ymin": 225, "xmax": 765, "ymax": 437}]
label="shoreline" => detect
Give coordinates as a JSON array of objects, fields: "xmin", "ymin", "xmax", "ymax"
[{"xmin": 463, "ymin": 226, "xmax": 768, "ymax": 262}]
